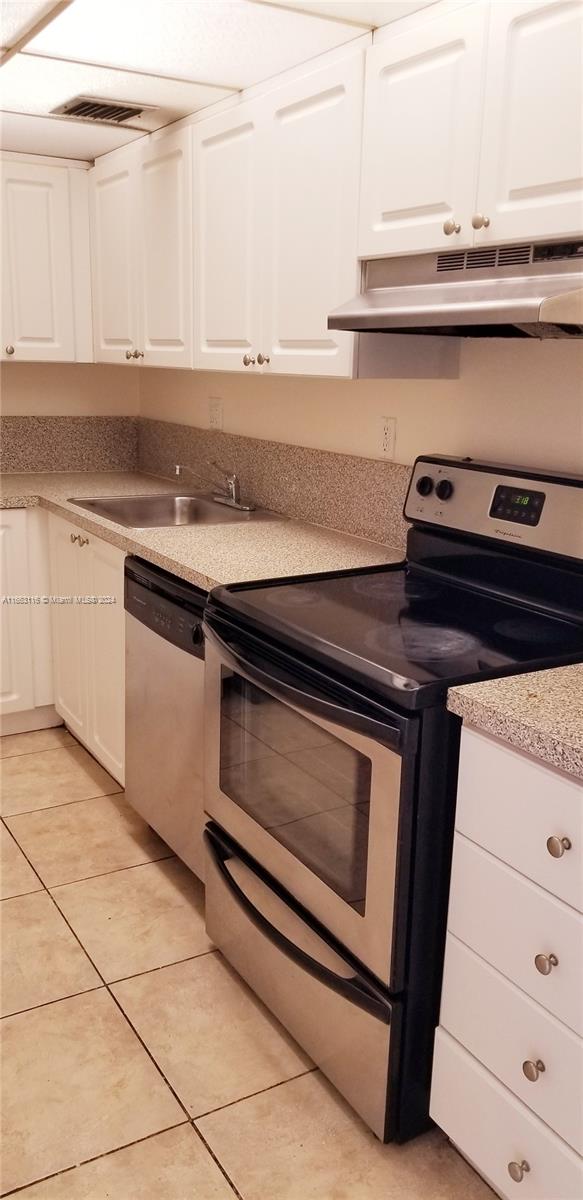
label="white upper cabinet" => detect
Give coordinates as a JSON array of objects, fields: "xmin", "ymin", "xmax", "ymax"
[
  {"xmin": 1, "ymin": 161, "xmax": 77, "ymax": 361},
  {"xmin": 138, "ymin": 128, "xmax": 193, "ymax": 367},
  {"xmin": 194, "ymin": 102, "xmax": 261, "ymax": 372},
  {"xmin": 474, "ymin": 0, "xmax": 583, "ymax": 245},
  {"xmin": 261, "ymin": 54, "xmax": 362, "ymax": 376},
  {"xmin": 194, "ymin": 47, "xmax": 365, "ymax": 377},
  {"xmin": 359, "ymin": 3, "xmax": 488, "ymax": 257},
  {"xmin": 90, "ymin": 150, "xmax": 139, "ymax": 362},
  {"xmin": 90, "ymin": 126, "xmax": 193, "ymax": 367}
]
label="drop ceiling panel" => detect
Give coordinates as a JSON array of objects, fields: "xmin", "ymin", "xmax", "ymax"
[
  {"xmin": 0, "ymin": 0, "xmax": 56, "ymax": 49},
  {"xmin": 0, "ymin": 109, "xmax": 146, "ymax": 157},
  {"xmin": 2, "ymin": 53, "xmax": 235, "ymax": 128},
  {"xmin": 26, "ymin": 0, "xmax": 360, "ymax": 88},
  {"xmin": 251, "ymin": 1, "xmax": 439, "ymax": 28}
]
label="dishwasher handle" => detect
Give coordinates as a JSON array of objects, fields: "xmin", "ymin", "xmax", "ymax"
[{"xmin": 205, "ymin": 825, "xmax": 392, "ymax": 1025}]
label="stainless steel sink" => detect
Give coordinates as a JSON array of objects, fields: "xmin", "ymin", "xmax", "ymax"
[{"xmin": 68, "ymin": 492, "xmax": 263, "ymax": 528}]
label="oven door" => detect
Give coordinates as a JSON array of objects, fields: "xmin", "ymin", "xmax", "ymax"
[{"xmin": 204, "ymin": 616, "xmax": 417, "ymax": 989}]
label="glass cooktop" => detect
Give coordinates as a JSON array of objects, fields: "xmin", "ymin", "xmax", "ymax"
[{"xmin": 213, "ymin": 565, "xmax": 583, "ymax": 709}]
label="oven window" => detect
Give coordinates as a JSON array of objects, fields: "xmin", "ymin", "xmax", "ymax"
[{"xmin": 220, "ymin": 669, "xmax": 372, "ymax": 914}]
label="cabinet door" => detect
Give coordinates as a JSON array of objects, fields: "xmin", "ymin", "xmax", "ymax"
[
  {"xmin": 84, "ymin": 536, "xmax": 125, "ymax": 785},
  {"xmin": 260, "ymin": 54, "xmax": 362, "ymax": 377},
  {"xmin": 0, "ymin": 511, "xmax": 35, "ymax": 716},
  {"xmin": 1, "ymin": 162, "xmax": 76, "ymax": 361},
  {"xmin": 137, "ymin": 128, "xmax": 193, "ymax": 368},
  {"xmin": 194, "ymin": 101, "xmax": 262, "ymax": 371},
  {"xmin": 474, "ymin": 0, "xmax": 583, "ymax": 245},
  {"xmin": 48, "ymin": 515, "xmax": 88, "ymax": 741},
  {"xmin": 90, "ymin": 150, "xmax": 139, "ymax": 363},
  {"xmin": 358, "ymin": 3, "xmax": 488, "ymax": 257}
]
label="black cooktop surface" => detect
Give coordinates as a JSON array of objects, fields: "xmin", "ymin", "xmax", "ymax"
[{"xmin": 211, "ymin": 564, "xmax": 583, "ymax": 708}]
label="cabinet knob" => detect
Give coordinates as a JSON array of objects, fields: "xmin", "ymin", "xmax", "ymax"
[
  {"xmin": 534, "ymin": 952, "xmax": 558, "ymax": 976},
  {"xmin": 133, "ymin": 349, "xmax": 144, "ymax": 359},
  {"xmin": 546, "ymin": 835, "xmax": 571, "ymax": 858},
  {"xmin": 522, "ymin": 1058, "xmax": 545, "ymax": 1083},
  {"xmin": 257, "ymin": 352, "xmax": 270, "ymax": 365},
  {"xmin": 507, "ymin": 1160, "xmax": 530, "ymax": 1184},
  {"xmin": 471, "ymin": 213, "xmax": 491, "ymax": 229},
  {"xmin": 5, "ymin": 344, "xmax": 15, "ymax": 355},
  {"xmin": 242, "ymin": 354, "xmax": 256, "ymax": 367},
  {"xmin": 125, "ymin": 350, "xmax": 134, "ymax": 360},
  {"xmin": 70, "ymin": 533, "xmax": 80, "ymax": 544},
  {"xmin": 443, "ymin": 218, "xmax": 461, "ymax": 235},
  {"xmin": 78, "ymin": 536, "xmax": 89, "ymax": 547}
]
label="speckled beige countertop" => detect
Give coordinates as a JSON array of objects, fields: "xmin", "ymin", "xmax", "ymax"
[
  {"xmin": 0, "ymin": 472, "xmax": 399, "ymax": 591},
  {"xmin": 448, "ymin": 665, "xmax": 583, "ymax": 780}
]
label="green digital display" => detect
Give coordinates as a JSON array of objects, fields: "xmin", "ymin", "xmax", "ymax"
[{"xmin": 489, "ymin": 485, "xmax": 546, "ymax": 526}]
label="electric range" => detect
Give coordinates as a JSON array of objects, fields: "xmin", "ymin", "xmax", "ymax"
[{"xmin": 201, "ymin": 455, "xmax": 583, "ymax": 1144}]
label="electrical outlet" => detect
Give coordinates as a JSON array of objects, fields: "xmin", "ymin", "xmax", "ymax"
[
  {"xmin": 381, "ymin": 416, "xmax": 396, "ymax": 459},
  {"xmin": 209, "ymin": 396, "xmax": 223, "ymax": 431}
]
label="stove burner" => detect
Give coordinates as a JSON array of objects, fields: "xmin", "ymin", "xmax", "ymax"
[
  {"xmin": 352, "ymin": 573, "xmax": 440, "ymax": 601},
  {"xmin": 365, "ymin": 623, "xmax": 481, "ymax": 662},
  {"xmin": 264, "ymin": 587, "xmax": 321, "ymax": 609},
  {"xmin": 495, "ymin": 617, "xmax": 573, "ymax": 645}
]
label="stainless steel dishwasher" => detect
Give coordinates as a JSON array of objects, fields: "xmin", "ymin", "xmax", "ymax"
[{"xmin": 125, "ymin": 557, "xmax": 206, "ymax": 881}]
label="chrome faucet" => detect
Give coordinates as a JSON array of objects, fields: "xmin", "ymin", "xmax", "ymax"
[{"xmin": 174, "ymin": 462, "xmax": 255, "ymax": 512}]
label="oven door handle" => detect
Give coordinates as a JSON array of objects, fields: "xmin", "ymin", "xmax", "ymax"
[
  {"xmin": 204, "ymin": 623, "xmax": 402, "ymax": 750},
  {"xmin": 204, "ymin": 827, "xmax": 392, "ymax": 1025}
]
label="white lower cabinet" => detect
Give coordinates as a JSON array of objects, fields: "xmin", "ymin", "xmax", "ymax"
[
  {"xmin": 48, "ymin": 514, "xmax": 125, "ymax": 784},
  {"xmin": 0, "ymin": 508, "xmax": 57, "ymax": 733},
  {"xmin": 431, "ymin": 727, "xmax": 583, "ymax": 1199}
]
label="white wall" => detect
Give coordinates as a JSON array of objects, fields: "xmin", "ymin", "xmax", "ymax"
[
  {"xmin": 139, "ymin": 339, "xmax": 583, "ymax": 472},
  {"xmin": 0, "ymin": 363, "xmax": 140, "ymax": 416}
]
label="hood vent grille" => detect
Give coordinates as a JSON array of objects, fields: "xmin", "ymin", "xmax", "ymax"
[
  {"xmin": 437, "ymin": 243, "xmax": 534, "ymax": 272},
  {"xmin": 51, "ymin": 97, "xmax": 151, "ymax": 124}
]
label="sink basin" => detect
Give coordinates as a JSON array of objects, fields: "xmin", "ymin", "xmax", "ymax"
[{"xmin": 68, "ymin": 492, "xmax": 262, "ymax": 528}]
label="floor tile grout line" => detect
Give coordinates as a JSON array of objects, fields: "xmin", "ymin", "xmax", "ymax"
[
  {"xmin": 193, "ymin": 1065, "xmax": 319, "ymax": 1122},
  {"xmin": 0, "ymin": 740, "xmax": 78, "ymax": 762},
  {"xmin": 190, "ymin": 1124, "xmax": 245, "ymax": 1200},
  {"xmin": 0, "ymin": 1121, "xmax": 190, "ymax": 1199},
  {"xmin": 1, "ymin": 985, "xmax": 105, "ymax": 1023},
  {"xmin": 107, "ymin": 948, "xmax": 216, "ymax": 986},
  {"xmin": 2, "ymin": 787, "xmax": 124, "ymax": 820},
  {"xmin": 47, "ymin": 852, "xmax": 178, "ymax": 892}
]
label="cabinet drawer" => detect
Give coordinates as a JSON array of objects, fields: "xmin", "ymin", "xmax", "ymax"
[
  {"xmin": 448, "ymin": 835, "xmax": 583, "ymax": 1035},
  {"xmin": 456, "ymin": 729, "xmax": 583, "ymax": 912},
  {"xmin": 440, "ymin": 934, "xmax": 583, "ymax": 1152},
  {"xmin": 431, "ymin": 1028, "xmax": 583, "ymax": 1200}
]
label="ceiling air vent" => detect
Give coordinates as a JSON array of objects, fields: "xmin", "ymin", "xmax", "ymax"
[
  {"xmin": 52, "ymin": 97, "xmax": 153, "ymax": 125},
  {"xmin": 436, "ymin": 252, "xmax": 465, "ymax": 271},
  {"xmin": 497, "ymin": 244, "xmax": 532, "ymax": 267}
]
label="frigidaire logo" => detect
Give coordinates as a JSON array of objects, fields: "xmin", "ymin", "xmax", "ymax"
[{"xmin": 495, "ymin": 528, "xmax": 523, "ymax": 539}]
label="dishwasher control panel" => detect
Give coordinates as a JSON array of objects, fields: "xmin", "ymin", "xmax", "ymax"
[{"xmin": 125, "ymin": 573, "xmax": 206, "ymax": 660}]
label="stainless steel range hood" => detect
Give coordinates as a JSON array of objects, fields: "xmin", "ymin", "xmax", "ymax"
[{"xmin": 328, "ymin": 241, "xmax": 583, "ymax": 339}]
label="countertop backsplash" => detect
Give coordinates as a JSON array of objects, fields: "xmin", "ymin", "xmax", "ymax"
[
  {"xmin": 0, "ymin": 415, "xmax": 139, "ymax": 474},
  {"xmin": 1, "ymin": 414, "xmax": 411, "ymax": 550},
  {"xmin": 138, "ymin": 418, "xmax": 411, "ymax": 549}
]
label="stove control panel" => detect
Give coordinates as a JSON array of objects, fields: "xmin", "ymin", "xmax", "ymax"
[{"xmin": 404, "ymin": 456, "xmax": 583, "ymax": 561}]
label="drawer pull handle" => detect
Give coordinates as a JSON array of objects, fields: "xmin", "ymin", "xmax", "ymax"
[
  {"xmin": 534, "ymin": 952, "xmax": 558, "ymax": 975},
  {"xmin": 508, "ymin": 1160, "xmax": 530, "ymax": 1184},
  {"xmin": 546, "ymin": 835, "xmax": 572, "ymax": 858},
  {"xmin": 522, "ymin": 1058, "xmax": 545, "ymax": 1082}
]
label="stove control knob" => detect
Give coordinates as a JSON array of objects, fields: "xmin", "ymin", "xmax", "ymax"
[
  {"xmin": 435, "ymin": 479, "xmax": 454, "ymax": 501},
  {"xmin": 416, "ymin": 475, "xmax": 434, "ymax": 497}
]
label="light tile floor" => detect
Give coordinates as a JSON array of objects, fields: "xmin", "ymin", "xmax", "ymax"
[{"xmin": 0, "ymin": 728, "xmax": 495, "ymax": 1200}]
